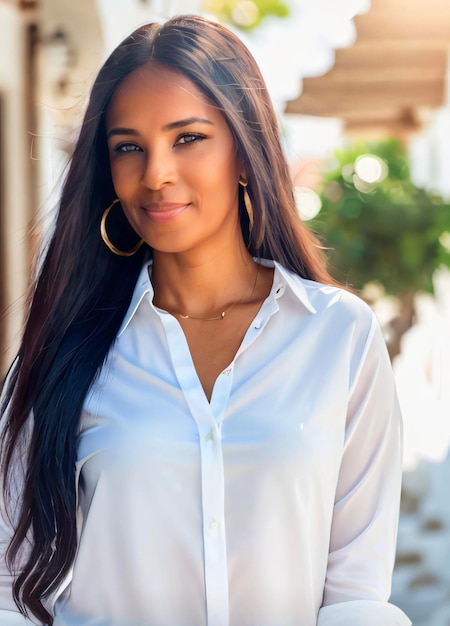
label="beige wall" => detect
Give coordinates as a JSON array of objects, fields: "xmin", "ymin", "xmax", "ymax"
[
  {"xmin": 0, "ymin": 0, "xmax": 105, "ymax": 378},
  {"xmin": 0, "ymin": 2, "xmax": 32, "ymax": 378}
]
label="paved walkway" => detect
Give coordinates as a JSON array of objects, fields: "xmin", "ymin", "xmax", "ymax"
[{"xmin": 390, "ymin": 269, "xmax": 450, "ymax": 624}]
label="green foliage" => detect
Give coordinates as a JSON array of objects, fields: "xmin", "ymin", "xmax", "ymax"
[
  {"xmin": 202, "ymin": 0, "xmax": 290, "ymax": 30},
  {"xmin": 311, "ymin": 139, "xmax": 450, "ymax": 294}
]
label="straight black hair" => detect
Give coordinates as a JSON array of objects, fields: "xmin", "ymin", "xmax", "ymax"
[{"xmin": 1, "ymin": 15, "xmax": 335, "ymax": 623}]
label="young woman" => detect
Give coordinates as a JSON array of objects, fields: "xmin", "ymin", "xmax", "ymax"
[{"xmin": 0, "ymin": 15, "xmax": 411, "ymax": 626}]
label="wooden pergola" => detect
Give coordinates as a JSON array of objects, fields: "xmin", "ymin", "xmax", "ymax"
[{"xmin": 285, "ymin": 0, "xmax": 450, "ymax": 138}]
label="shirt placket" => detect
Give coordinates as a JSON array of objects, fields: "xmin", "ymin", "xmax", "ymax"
[
  {"xmin": 156, "ymin": 285, "xmax": 284, "ymax": 626},
  {"xmin": 158, "ymin": 311, "xmax": 231, "ymax": 626}
]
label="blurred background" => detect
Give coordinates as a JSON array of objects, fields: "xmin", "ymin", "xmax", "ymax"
[{"xmin": 1, "ymin": 0, "xmax": 449, "ymax": 622}]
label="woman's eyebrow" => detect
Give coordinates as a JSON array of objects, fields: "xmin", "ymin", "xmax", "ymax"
[
  {"xmin": 107, "ymin": 117, "xmax": 215, "ymax": 140},
  {"xmin": 162, "ymin": 117, "xmax": 215, "ymax": 131},
  {"xmin": 106, "ymin": 128, "xmax": 139, "ymax": 140}
]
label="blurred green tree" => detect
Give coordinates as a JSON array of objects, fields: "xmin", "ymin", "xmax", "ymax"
[
  {"xmin": 310, "ymin": 138, "xmax": 450, "ymax": 356},
  {"xmin": 201, "ymin": 0, "xmax": 289, "ymax": 30}
]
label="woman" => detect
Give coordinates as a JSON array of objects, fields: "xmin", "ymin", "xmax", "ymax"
[{"xmin": 0, "ymin": 15, "xmax": 411, "ymax": 626}]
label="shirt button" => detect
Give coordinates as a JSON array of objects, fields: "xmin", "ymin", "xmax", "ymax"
[
  {"xmin": 205, "ymin": 431, "xmax": 214, "ymax": 441},
  {"xmin": 276, "ymin": 285, "xmax": 284, "ymax": 295},
  {"xmin": 254, "ymin": 319, "xmax": 261, "ymax": 329},
  {"xmin": 222, "ymin": 368, "xmax": 232, "ymax": 376},
  {"xmin": 210, "ymin": 519, "xmax": 221, "ymax": 530}
]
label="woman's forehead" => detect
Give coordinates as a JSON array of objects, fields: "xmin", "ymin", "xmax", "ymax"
[{"xmin": 105, "ymin": 62, "xmax": 224, "ymax": 128}]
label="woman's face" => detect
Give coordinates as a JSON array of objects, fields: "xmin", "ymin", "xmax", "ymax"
[{"xmin": 105, "ymin": 62, "xmax": 243, "ymax": 257}]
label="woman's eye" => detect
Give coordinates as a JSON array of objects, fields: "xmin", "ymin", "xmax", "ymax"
[
  {"xmin": 175, "ymin": 133, "xmax": 206, "ymax": 146},
  {"xmin": 114, "ymin": 143, "xmax": 142, "ymax": 153}
]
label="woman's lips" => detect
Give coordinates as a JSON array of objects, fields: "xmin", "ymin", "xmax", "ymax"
[{"xmin": 142, "ymin": 202, "xmax": 190, "ymax": 223}]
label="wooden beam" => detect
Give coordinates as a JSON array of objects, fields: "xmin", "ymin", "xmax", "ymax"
[
  {"xmin": 334, "ymin": 43, "xmax": 447, "ymax": 72},
  {"xmin": 285, "ymin": 0, "xmax": 450, "ymax": 137},
  {"xmin": 366, "ymin": 0, "xmax": 449, "ymax": 7},
  {"xmin": 311, "ymin": 66, "xmax": 445, "ymax": 83},
  {"xmin": 354, "ymin": 6, "xmax": 450, "ymax": 40},
  {"xmin": 294, "ymin": 79, "xmax": 444, "ymax": 107},
  {"xmin": 286, "ymin": 88, "xmax": 444, "ymax": 116}
]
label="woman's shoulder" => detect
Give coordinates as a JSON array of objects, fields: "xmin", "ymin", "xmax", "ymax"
[
  {"xmin": 274, "ymin": 262, "xmax": 375, "ymax": 326},
  {"xmin": 305, "ymin": 277, "xmax": 373, "ymax": 318}
]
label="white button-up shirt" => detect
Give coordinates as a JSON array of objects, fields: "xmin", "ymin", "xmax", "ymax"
[{"xmin": 0, "ymin": 260, "xmax": 411, "ymax": 626}]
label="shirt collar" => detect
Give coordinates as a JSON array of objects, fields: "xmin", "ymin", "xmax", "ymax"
[
  {"xmin": 263, "ymin": 260, "xmax": 317, "ymax": 315},
  {"xmin": 117, "ymin": 258, "xmax": 316, "ymax": 337},
  {"xmin": 118, "ymin": 260, "xmax": 154, "ymax": 336}
]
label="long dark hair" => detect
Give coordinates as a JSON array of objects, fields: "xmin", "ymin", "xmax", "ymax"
[{"xmin": 1, "ymin": 15, "xmax": 336, "ymax": 623}]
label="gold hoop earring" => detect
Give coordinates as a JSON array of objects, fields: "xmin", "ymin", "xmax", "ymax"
[
  {"xmin": 100, "ymin": 199, "xmax": 144, "ymax": 257},
  {"xmin": 239, "ymin": 178, "xmax": 254, "ymax": 232}
]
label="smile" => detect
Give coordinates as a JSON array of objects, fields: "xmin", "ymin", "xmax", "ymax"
[{"xmin": 142, "ymin": 203, "xmax": 190, "ymax": 223}]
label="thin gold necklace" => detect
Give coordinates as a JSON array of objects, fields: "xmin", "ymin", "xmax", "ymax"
[{"xmin": 171, "ymin": 264, "xmax": 260, "ymax": 321}]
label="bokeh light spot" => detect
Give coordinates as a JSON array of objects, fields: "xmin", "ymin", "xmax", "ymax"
[
  {"xmin": 294, "ymin": 187, "xmax": 322, "ymax": 220},
  {"xmin": 355, "ymin": 154, "xmax": 388, "ymax": 184},
  {"xmin": 232, "ymin": 1, "xmax": 260, "ymax": 27}
]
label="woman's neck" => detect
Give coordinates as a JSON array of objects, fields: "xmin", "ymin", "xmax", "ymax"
[{"xmin": 151, "ymin": 246, "xmax": 259, "ymax": 319}]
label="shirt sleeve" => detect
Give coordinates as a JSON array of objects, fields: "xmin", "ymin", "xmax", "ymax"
[
  {"xmin": 318, "ymin": 599, "xmax": 411, "ymax": 625},
  {"xmin": 0, "ymin": 518, "xmax": 40, "ymax": 625},
  {"xmin": 0, "ymin": 612, "xmax": 38, "ymax": 626},
  {"xmin": 318, "ymin": 312, "xmax": 411, "ymax": 626}
]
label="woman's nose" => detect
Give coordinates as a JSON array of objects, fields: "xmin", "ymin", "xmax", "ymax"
[{"xmin": 140, "ymin": 151, "xmax": 177, "ymax": 190}]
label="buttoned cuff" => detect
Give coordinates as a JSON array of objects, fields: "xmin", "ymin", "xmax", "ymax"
[{"xmin": 317, "ymin": 600, "xmax": 412, "ymax": 625}]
